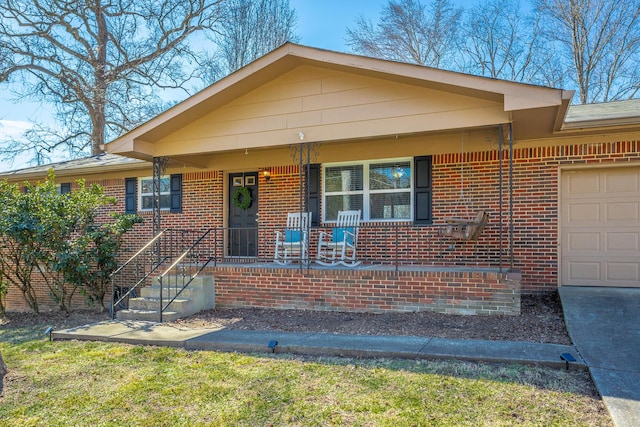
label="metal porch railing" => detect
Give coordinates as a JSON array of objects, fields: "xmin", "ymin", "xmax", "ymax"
[
  {"xmin": 110, "ymin": 221, "xmax": 509, "ymax": 320},
  {"xmin": 157, "ymin": 229, "xmax": 214, "ymax": 322},
  {"xmin": 184, "ymin": 222, "xmax": 508, "ymax": 270},
  {"xmin": 109, "ymin": 228, "xmax": 205, "ymax": 318}
]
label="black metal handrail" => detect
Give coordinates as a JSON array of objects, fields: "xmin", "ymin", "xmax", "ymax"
[
  {"xmin": 109, "ymin": 228, "xmax": 206, "ymax": 318},
  {"xmin": 157, "ymin": 229, "xmax": 214, "ymax": 322},
  {"xmin": 110, "ymin": 231, "xmax": 167, "ymax": 318}
]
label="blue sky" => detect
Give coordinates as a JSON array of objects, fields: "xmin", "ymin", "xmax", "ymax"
[
  {"xmin": 291, "ymin": 0, "xmax": 386, "ymax": 51},
  {"xmin": 0, "ymin": 0, "xmax": 476, "ymax": 171},
  {"xmin": 292, "ymin": 0, "xmax": 474, "ymax": 51}
]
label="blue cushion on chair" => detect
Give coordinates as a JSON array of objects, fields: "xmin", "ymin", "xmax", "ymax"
[
  {"xmin": 285, "ymin": 229, "xmax": 301, "ymax": 242},
  {"xmin": 332, "ymin": 227, "xmax": 354, "ymax": 245}
]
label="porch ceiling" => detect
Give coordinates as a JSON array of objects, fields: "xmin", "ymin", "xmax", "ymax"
[{"xmin": 105, "ymin": 43, "xmax": 572, "ymax": 161}]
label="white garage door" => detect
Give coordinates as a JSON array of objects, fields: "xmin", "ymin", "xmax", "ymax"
[{"xmin": 561, "ymin": 167, "xmax": 640, "ymax": 287}]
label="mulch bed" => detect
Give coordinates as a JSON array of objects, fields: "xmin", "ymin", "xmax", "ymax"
[{"xmin": 1, "ymin": 292, "xmax": 571, "ymax": 345}]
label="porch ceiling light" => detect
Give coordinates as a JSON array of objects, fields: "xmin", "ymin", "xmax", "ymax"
[{"xmin": 392, "ymin": 167, "xmax": 405, "ymax": 178}]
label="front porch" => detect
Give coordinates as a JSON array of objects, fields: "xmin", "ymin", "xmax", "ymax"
[{"xmin": 111, "ymin": 223, "xmax": 521, "ymax": 319}]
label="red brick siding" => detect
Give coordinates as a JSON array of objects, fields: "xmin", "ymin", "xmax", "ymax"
[
  {"xmin": 257, "ymin": 166, "xmax": 305, "ymax": 259},
  {"xmin": 209, "ymin": 266, "xmax": 521, "ymax": 315},
  {"xmin": 5, "ymin": 139, "xmax": 640, "ymax": 312},
  {"xmin": 431, "ymin": 140, "xmax": 640, "ymax": 292}
]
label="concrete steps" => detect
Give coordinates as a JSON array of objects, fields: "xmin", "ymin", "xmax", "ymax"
[{"xmin": 116, "ymin": 275, "xmax": 215, "ymax": 322}]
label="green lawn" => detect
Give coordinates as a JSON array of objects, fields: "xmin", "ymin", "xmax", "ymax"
[{"xmin": 0, "ymin": 321, "xmax": 611, "ymax": 426}]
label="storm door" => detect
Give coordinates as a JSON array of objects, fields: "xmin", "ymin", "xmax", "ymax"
[{"xmin": 228, "ymin": 172, "xmax": 258, "ymax": 257}]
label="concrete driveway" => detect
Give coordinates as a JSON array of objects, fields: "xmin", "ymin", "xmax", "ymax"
[{"xmin": 559, "ymin": 286, "xmax": 640, "ymax": 427}]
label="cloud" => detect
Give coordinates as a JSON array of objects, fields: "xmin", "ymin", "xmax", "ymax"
[
  {"xmin": 0, "ymin": 120, "xmax": 35, "ymax": 172},
  {"xmin": 0, "ymin": 119, "xmax": 33, "ymax": 139}
]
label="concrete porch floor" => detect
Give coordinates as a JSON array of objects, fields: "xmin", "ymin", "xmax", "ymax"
[{"xmin": 209, "ymin": 260, "xmax": 511, "ymax": 274}]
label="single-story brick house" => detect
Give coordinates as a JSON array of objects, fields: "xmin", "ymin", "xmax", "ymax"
[{"xmin": 2, "ymin": 43, "xmax": 639, "ymax": 316}]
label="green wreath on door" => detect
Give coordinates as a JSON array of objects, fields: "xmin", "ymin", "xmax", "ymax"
[{"xmin": 232, "ymin": 186, "xmax": 252, "ymax": 210}]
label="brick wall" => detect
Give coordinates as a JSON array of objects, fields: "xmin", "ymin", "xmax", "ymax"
[
  {"xmin": 209, "ymin": 266, "xmax": 521, "ymax": 315},
  {"xmin": 4, "ymin": 139, "xmax": 640, "ymax": 312},
  {"xmin": 433, "ymin": 140, "xmax": 640, "ymax": 292},
  {"xmin": 257, "ymin": 166, "xmax": 304, "ymax": 259}
]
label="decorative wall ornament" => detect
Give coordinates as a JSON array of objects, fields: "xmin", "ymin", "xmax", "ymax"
[{"xmin": 232, "ymin": 186, "xmax": 252, "ymax": 210}]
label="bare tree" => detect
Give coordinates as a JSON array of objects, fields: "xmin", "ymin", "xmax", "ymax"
[
  {"xmin": 346, "ymin": 0, "xmax": 462, "ymax": 69},
  {"xmin": 459, "ymin": 0, "xmax": 563, "ymax": 87},
  {"xmin": 0, "ymin": 0, "xmax": 224, "ymax": 162},
  {"xmin": 536, "ymin": 0, "xmax": 640, "ymax": 103},
  {"xmin": 211, "ymin": 0, "xmax": 299, "ymax": 78}
]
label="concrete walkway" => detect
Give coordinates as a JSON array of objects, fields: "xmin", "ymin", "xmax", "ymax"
[
  {"xmin": 52, "ymin": 320, "xmax": 581, "ymax": 368},
  {"xmin": 559, "ymin": 286, "xmax": 640, "ymax": 427},
  {"xmin": 51, "ymin": 286, "xmax": 640, "ymax": 426}
]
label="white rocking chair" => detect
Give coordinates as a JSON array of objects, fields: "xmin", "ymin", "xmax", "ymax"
[
  {"xmin": 274, "ymin": 212, "xmax": 312, "ymax": 265},
  {"xmin": 316, "ymin": 210, "xmax": 361, "ymax": 267}
]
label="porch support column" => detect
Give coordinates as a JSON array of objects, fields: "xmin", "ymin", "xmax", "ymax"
[
  {"xmin": 498, "ymin": 125, "xmax": 504, "ymax": 272},
  {"xmin": 152, "ymin": 156, "xmax": 169, "ymax": 265},
  {"xmin": 508, "ymin": 123, "xmax": 514, "ymax": 270},
  {"xmin": 291, "ymin": 139, "xmax": 319, "ymax": 269},
  {"xmin": 152, "ymin": 156, "xmax": 169, "ymax": 237}
]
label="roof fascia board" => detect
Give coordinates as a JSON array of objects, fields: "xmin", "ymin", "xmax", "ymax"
[
  {"xmin": 552, "ymin": 91, "xmax": 576, "ymax": 132},
  {"xmin": 0, "ymin": 162, "xmax": 151, "ymax": 182},
  {"xmin": 563, "ymin": 117, "xmax": 640, "ymax": 130}
]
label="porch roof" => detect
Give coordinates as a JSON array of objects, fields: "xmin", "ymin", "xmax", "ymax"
[
  {"xmin": 105, "ymin": 43, "xmax": 573, "ymax": 162},
  {"xmin": 0, "ymin": 153, "xmax": 149, "ymax": 181}
]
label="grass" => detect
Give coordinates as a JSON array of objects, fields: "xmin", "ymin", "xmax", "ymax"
[{"xmin": 0, "ymin": 320, "xmax": 612, "ymax": 426}]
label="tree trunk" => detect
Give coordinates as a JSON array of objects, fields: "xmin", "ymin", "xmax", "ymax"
[
  {"xmin": 0, "ymin": 351, "xmax": 7, "ymax": 395},
  {"xmin": 92, "ymin": 2, "xmax": 108, "ymax": 156}
]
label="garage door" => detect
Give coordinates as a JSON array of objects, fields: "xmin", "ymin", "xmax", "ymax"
[{"xmin": 561, "ymin": 167, "xmax": 640, "ymax": 287}]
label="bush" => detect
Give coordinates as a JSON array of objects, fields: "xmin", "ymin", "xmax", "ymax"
[{"xmin": 0, "ymin": 171, "xmax": 141, "ymax": 312}]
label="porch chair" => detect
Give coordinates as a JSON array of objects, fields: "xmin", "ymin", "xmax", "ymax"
[
  {"xmin": 274, "ymin": 212, "xmax": 312, "ymax": 265},
  {"xmin": 316, "ymin": 210, "xmax": 362, "ymax": 267},
  {"xmin": 440, "ymin": 210, "xmax": 489, "ymax": 241}
]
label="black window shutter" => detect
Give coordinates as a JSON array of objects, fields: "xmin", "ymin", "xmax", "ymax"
[
  {"xmin": 60, "ymin": 182, "xmax": 71, "ymax": 194},
  {"xmin": 170, "ymin": 174, "xmax": 182, "ymax": 213},
  {"xmin": 124, "ymin": 177, "xmax": 137, "ymax": 214},
  {"xmin": 414, "ymin": 156, "xmax": 432, "ymax": 224},
  {"xmin": 305, "ymin": 164, "xmax": 320, "ymax": 226}
]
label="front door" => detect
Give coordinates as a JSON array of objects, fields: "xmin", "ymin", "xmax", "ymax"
[{"xmin": 228, "ymin": 172, "xmax": 258, "ymax": 257}]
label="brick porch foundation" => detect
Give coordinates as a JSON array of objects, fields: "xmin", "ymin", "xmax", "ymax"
[{"xmin": 209, "ymin": 266, "xmax": 521, "ymax": 315}]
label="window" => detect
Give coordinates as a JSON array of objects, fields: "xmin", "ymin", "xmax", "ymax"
[
  {"xmin": 369, "ymin": 161, "xmax": 411, "ymax": 220},
  {"xmin": 125, "ymin": 175, "xmax": 182, "ymax": 214},
  {"xmin": 323, "ymin": 158, "xmax": 412, "ymax": 221},
  {"xmin": 139, "ymin": 176, "xmax": 171, "ymax": 211},
  {"xmin": 58, "ymin": 183, "xmax": 71, "ymax": 194},
  {"xmin": 324, "ymin": 164, "xmax": 364, "ymax": 220}
]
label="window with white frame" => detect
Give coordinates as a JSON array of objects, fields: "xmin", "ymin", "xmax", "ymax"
[
  {"xmin": 138, "ymin": 176, "xmax": 171, "ymax": 211},
  {"xmin": 323, "ymin": 158, "xmax": 412, "ymax": 221}
]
